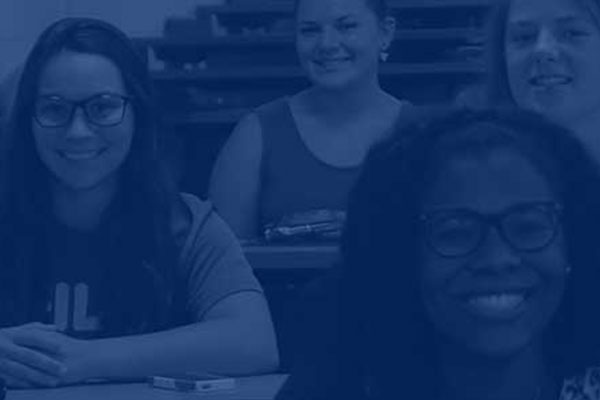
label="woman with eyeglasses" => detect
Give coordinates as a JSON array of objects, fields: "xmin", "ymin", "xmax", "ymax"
[
  {"xmin": 0, "ymin": 18, "xmax": 278, "ymax": 388},
  {"xmin": 279, "ymin": 108, "xmax": 600, "ymax": 400}
]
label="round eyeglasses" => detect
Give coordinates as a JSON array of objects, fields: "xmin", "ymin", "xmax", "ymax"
[
  {"xmin": 420, "ymin": 201, "xmax": 562, "ymax": 258},
  {"xmin": 34, "ymin": 93, "xmax": 131, "ymax": 128}
]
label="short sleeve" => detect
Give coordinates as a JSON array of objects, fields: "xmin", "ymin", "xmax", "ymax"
[{"xmin": 177, "ymin": 194, "xmax": 263, "ymax": 321}]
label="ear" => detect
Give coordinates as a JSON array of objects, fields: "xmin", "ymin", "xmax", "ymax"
[{"xmin": 379, "ymin": 16, "xmax": 396, "ymax": 51}]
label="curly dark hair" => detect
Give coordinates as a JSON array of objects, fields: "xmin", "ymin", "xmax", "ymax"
[
  {"xmin": 0, "ymin": 18, "xmax": 184, "ymax": 336},
  {"xmin": 337, "ymin": 107, "xmax": 600, "ymax": 399}
]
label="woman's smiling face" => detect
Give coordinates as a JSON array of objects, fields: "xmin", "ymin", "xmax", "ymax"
[
  {"xmin": 295, "ymin": 0, "xmax": 392, "ymax": 90},
  {"xmin": 505, "ymin": 0, "xmax": 600, "ymax": 126},
  {"xmin": 32, "ymin": 50, "xmax": 134, "ymax": 192},
  {"xmin": 419, "ymin": 149, "xmax": 568, "ymax": 359}
]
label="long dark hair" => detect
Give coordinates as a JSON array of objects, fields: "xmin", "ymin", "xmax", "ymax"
[
  {"xmin": 337, "ymin": 108, "xmax": 600, "ymax": 399},
  {"xmin": 0, "ymin": 18, "xmax": 183, "ymax": 335}
]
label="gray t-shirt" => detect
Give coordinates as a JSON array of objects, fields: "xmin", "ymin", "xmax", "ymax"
[
  {"xmin": 177, "ymin": 193, "xmax": 262, "ymax": 321},
  {"xmin": 43, "ymin": 193, "xmax": 262, "ymax": 337}
]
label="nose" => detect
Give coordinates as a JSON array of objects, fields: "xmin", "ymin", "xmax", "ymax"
[
  {"xmin": 533, "ymin": 28, "xmax": 560, "ymax": 63},
  {"xmin": 318, "ymin": 26, "xmax": 342, "ymax": 50},
  {"xmin": 65, "ymin": 107, "xmax": 95, "ymax": 140},
  {"xmin": 470, "ymin": 227, "xmax": 522, "ymax": 274}
]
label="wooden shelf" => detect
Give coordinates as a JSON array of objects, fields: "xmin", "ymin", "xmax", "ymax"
[
  {"xmin": 152, "ymin": 62, "xmax": 483, "ymax": 83},
  {"xmin": 196, "ymin": 0, "xmax": 492, "ymax": 15},
  {"xmin": 162, "ymin": 108, "xmax": 247, "ymax": 126},
  {"xmin": 141, "ymin": 28, "xmax": 483, "ymax": 50},
  {"xmin": 243, "ymin": 244, "xmax": 338, "ymax": 270}
]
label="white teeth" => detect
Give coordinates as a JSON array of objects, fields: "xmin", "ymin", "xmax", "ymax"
[
  {"xmin": 61, "ymin": 150, "xmax": 100, "ymax": 161},
  {"xmin": 467, "ymin": 293, "xmax": 525, "ymax": 311},
  {"xmin": 532, "ymin": 76, "xmax": 571, "ymax": 86},
  {"xmin": 317, "ymin": 59, "xmax": 350, "ymax": 67}
]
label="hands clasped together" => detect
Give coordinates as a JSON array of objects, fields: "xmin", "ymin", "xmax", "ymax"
[{"xmin": 0, "ymin": 323, "xmax": 92, "ymax": 388}]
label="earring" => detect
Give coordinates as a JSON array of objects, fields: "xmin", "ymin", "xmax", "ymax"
[{"xmin": 380, "ymin": 50, "xmax": 389, "ymax": 62}]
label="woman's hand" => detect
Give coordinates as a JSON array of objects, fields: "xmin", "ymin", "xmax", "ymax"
[
  {"xmin": 0, "ymin": 323, "xmax": 66, "ymax": 388},
  {"xmin": 2, "ymin": 323, "xmax": 95, "ymax": 387}
]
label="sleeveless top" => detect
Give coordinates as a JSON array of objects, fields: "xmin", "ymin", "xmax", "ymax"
[{"xmin": 256, "ymin": 97, "xmax": 411, "ymax": 229}]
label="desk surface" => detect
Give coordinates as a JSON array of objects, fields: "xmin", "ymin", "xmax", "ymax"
[{"xmin": 9, "ymin": 374, "xmax": 287, "ymax": 400}]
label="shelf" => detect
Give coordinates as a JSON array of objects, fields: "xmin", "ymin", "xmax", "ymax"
[
  {"xmin": 162, "ymin": 109, "xmax": 247, "ymax": 126},
  {"xmin": 195, "ymin": 0, "xmax": 492, "ymax": 15},
  {"xmin": 152, "ymin": 62, "xmax": 483, "ymax": 83},
  {"xmin": 140, "ymin": 28, "xmax": 483, "ymax": 50}
]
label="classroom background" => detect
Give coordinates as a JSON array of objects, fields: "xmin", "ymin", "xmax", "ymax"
[
  {"xmin": 0, "ymin": 0, "xmax": 489, "ymax": 196},
  {"xmin": 0, "ymin": 1, "xmax": 496, "ymax": 395},
  {"xmin": 0, "ymin": 0, "xmax": 491, "ymax": 370}
]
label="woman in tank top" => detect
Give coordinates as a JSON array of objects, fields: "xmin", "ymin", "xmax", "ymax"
[{"xmin": 209, "ymin": 0, "xmax": 410, "ymax": 239}]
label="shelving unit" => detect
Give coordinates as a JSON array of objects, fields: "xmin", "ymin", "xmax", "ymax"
[{"xmin": 135, "ymin": 0, "xmax": 492, "ymax": 197}]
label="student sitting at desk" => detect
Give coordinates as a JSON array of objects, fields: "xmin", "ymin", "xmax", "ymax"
[
  {"xmin": 279, "ymin": 109, "xmax": 600, "ymax": 399},
  {"xmin": 209, "ymin": 0, "xmax": 412, "ymax": 240},
  {"xmin": 0, "ymin": 18, "xmax": 278, "ymax": 388}
]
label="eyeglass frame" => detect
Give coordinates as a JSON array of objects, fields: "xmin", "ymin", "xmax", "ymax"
[
  {"xmin": 419, "ymin": 201, "xmax": 563, "ymax": 258},
  {"xmin": 33, "ymin": 92, "xmax": 132, "ymax": 128}
]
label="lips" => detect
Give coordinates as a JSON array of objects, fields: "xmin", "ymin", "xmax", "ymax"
[
  {"xmin": 461, "ymin": 289, "xmax": 532, "ymax": 320},
  {"xmin": 59, "ymin": 149, "xmax": 105, "ymax": 161},
  {"xmin": 314, "ymin": 58, "xmax": 352, "ymax": 69},
  {"xmin": 529, "ymin": 75, "xmax": 572, "ymax": 87},
  {"xmin": 468, "ymin": 292, "xmax": 525, "ymax": 310}
]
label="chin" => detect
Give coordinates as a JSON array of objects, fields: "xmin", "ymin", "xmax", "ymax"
[
  {"xmin": 463, "ymin": 329, "xmax": 534, "ymax": 360},
  {"xmin": 54, "ymin": 171, "xmax": 115, "ymax": 193},
  {"xmin": 313, "ymin": 79, "xmax": 352, "ymax": 91},
  {"xmin": 310, "ymin": 71, "xmax": 359, "ymax": 90}
]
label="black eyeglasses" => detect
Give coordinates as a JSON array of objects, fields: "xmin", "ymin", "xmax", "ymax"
[
  {"xmin": 420, "ymin": 201, "xmax": 562, "ymax": 258},
  {"xmin": 34, "ymin": 93, "xmax": 131, "ymax": 128}
]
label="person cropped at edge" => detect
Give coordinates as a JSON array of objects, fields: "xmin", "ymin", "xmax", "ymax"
[
  {"xmin": 278, "ymin": 108, "xmax": 600, "ymax": 399},
  {"xmin": 486, "ymin": 0, "xmax": 600, "ymax": 164},
  {"xmin": 0, "ymin": 18, "xmax": 278, "ymax": 388}
]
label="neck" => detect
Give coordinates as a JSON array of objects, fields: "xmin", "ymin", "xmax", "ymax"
[
  {"xmin": 52, "ymin": 178, "xmax": 118, "ymax": 232},
  {"xmin": 439, "ymin": 341, "xmax": 551, "ymax": 400},
  {"xmin": 303, "ymin": 76, "xmax": 386, "ymax": 122},
  {"xmin": 569, "ymin": 110, "xmax": 600, "ymax": 165}
]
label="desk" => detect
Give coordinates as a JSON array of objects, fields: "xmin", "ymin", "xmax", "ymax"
[
  {"xmin": 9, "ymin": 374, "xmax": 287, "ymax": 400},
  {"xmin": 243, "ymin": 245, "xmax": 338, "ymax": 270},
  {"xmin": 242, "ymin": 245, "xmax": 338, "ymax": 369}
]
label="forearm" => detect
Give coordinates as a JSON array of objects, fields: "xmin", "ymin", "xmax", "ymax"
[{"xmin": 84, "ymin": 318, "xmax": 279, "ymax": 381}]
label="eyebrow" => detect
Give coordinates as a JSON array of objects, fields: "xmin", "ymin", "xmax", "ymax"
[
  {"xmin": 336, "ymin": 14, "xmax": 358, "ymax": 22},
  {"xmin": 509, "ymin": 15, "xmax": 592, "ymax": 26},
  {"xmin": 298, "ymin": 13, "xmax": 358, "ymax": 25}
]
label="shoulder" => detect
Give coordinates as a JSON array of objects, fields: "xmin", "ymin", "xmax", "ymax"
[
  {"xmin": 561, "ymin": 367, "xmax": 600, "ymax": 400},
  {"xmin": 173, "ymin": 193, "xmax": 245, "ymax": 257},
  {"xmin": 220, "ymin": 96, "xmax": 292, "ymax": 163},
  {"xmin": 210, "ymin": 111, "xmax": 263, "ymax": 178},
  {"xmin": 171, "ymin": 193, "xmax": 224, "ymax": 247},
  {"xmin": 255, "ymin": 96, "xmax": 290, "ymax": 117},
  {"xmin": 220, "ymin": 111, "xmax": 263, "ymax": 158}
]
